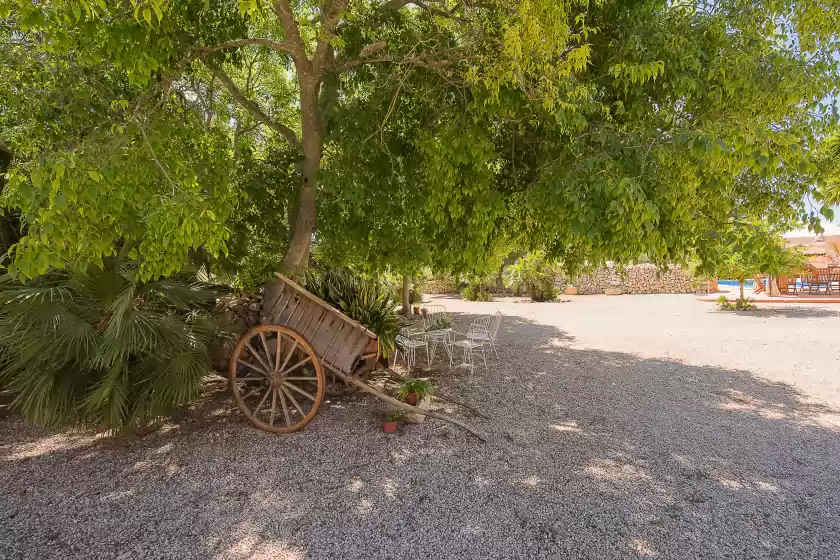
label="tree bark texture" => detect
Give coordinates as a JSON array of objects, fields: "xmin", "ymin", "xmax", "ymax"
[{"xmin": 401, "ymin": 274, "xmax": 411, "ymax": 314}]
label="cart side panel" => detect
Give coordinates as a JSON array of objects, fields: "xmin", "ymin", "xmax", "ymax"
[
  {"xmin": 329, "ymin": 328, "xmax": 365, "ymax": 372},
  {"xmin": 310, "ymin": 314, "xmax": 341, "ymax": 360},
  {"xmin": 288, "ymin": 297, "xmax": 315, "ymax": 332},
  {"xmin": 301, "ymin": 307, "xmax": 328, "ymax": 341}
]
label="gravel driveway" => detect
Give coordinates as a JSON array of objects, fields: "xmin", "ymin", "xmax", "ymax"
[{"xmin": 2, "ymin": 295, "xmax": 839, "ymax": 559}]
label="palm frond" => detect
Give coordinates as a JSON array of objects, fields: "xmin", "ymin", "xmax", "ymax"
[{"xmin": 0, "ymin": 260, "xmax": 218, "ymax": 432}]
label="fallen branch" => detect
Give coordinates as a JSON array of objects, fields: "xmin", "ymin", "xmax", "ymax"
[{"xmin": 346, "ymin": 375, "xmax": 487, "ymax": 441}]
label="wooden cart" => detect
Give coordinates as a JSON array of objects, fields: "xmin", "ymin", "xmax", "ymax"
[{"xmin": 229, "ymin": 273, "xmax": 486, "ymax": 438}]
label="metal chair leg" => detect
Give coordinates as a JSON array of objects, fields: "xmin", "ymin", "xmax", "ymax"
[{"xmin": 481, "ymin": 345, "xmax": 488, "ymax": 370}]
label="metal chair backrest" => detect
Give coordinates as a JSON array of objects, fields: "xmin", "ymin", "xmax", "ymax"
[
  {"xmin": 423, "ymin": 305, "xmax": 447, "ymax": 326},
  {"xmin": 397, "ymin": 326, "xmax": 416, "ymax": 343},
  {"xmin": 489, "ymin": 311, "xmax": 502, "ymax": 340},
  {"xmin": 467, "ymin": 317, "xmax": 492, "ymax": 340}
]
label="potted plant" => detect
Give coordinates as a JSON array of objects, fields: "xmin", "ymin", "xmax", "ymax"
[
  {"xmin": 397, "ymin": 377, "xmax": 433, "ymax": 406},
  {"xmin": 424, "ymin": 315, "xmax": 452, "ymax": 332},
  {"xmin": 382, "ymin": 411, "xmax": 404, "ymax": 433},
  {"xmin": 409, "ymin": 287, "xmax": 423, "ymax": 315}
]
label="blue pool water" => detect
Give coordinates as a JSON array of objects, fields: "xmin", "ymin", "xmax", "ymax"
[{"xmin": 718, "ymin": 280, "xmax": 755, "ymax": 288}]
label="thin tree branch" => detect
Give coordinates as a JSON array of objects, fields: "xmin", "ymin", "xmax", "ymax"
[
  {"xmin": 203, "ymin": 61, "xmax": 302, "ymax": 152},
  {"xmin": 195, "ymin": 38, "xmax": 295, "ymax": 57}
]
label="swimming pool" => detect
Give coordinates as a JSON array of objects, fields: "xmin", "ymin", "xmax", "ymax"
[{"xmin": 718, "ymin": 279, "xmax": 755, "ymax": 288}]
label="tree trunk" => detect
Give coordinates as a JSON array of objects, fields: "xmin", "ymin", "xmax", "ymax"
[
  {"xmin": 263, "ymin": 75, "xmax": 323, "ymax": 321},
  {"xmin": 739, "ymin": 280, "xmax": 745, "ymax": 300},
  {"xmin": 401, "ymin": 274, "xmax": 411, "ymax": 315}
]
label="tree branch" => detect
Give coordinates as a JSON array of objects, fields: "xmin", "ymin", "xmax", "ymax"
[
  {"xmin": 313, "ymin": 0, "xmax": 348, "ymax": 73},
  {"xmin": 203, "ymin": 61, "xmax": 302, "ymax": 153},
  {"xmin": 195, "ymin": 38, "xmax": 295, "ymax": 57},
  {"xmin": 272, "ymin": 0, "xmax": 312, "ymax": 69}
]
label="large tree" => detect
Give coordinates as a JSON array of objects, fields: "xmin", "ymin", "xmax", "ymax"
[{"xmin": 1, "ymin": 0, "xmax": 839, "ymax": 309}]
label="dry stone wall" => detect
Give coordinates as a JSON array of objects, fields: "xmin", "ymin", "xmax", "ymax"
[{"xmin": 565, "ymin": 264, "xmax": 695, "ymax": 295}]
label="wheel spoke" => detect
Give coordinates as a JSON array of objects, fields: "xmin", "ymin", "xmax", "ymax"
[
  {"xmin": 284, "ymin": 376, "xmax": 318, "ymax": 381},
  {"xmin": 283, "ymin": 380, "xmax": 316, "ymax": 401},
  {"xmin": 269, "ymin": 389, "xmax": 278, "ymax": 426},
  {"xmin": 274, "ymin": 333, "xmax": 282, "ymax": 372},
  {"xmin": 236, "ymin": 358, "xmax": 269, "ymax": 376},
  {"xmin": 279, "ymin": 356, "xmax": 312, "ymax": 377},
  {"xmin": 282, "ymin": 386, "xmax": 306, "ymax": 416},
  {"xmin": 278, "ymin": 387, "xmax": 291, "ymax": 426},
  {"xmin": 259, "ymin": 332, "xmax": 274, "ymax": 371},
  {"xmin": 245, "ymin": 342, "xmax": 272, "ymax": 373},
  {"xmin": 235, "ymin": 376, "xmax": 267, "ymax": 382},
  {"xmin": 241, "ymin": 387, "xmax": 262, "ymax": 400},
  {"xmin": 251, "ymin": 388, "xmax": 272, "ymax": 416},
  {"xmin": 278, "ymin": 339, "xmax": 298, "ymax": 373}
]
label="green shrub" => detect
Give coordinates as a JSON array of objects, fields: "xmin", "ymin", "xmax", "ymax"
[
  {"xmin": 0, "ymin": 261, "xmax": 221, "ymax": 432},
  {"xmin": 461, "ymin": 284, "xmax": 491, "ymax": 301},
  {"xmin": 503, "ymin": 252, "xmax": 559, "ymax": 301},
  {"xmin": 717, "ymin": 295, "xmax": 756, "ymax": 311},
  {"xmin": 305, "ymin": 267, "xmax": 399, "ymax": 357}
]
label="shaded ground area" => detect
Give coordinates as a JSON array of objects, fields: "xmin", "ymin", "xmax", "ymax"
[{"xmin": 2, "ymin": 295, "xmax": 839, "ymax": 559}]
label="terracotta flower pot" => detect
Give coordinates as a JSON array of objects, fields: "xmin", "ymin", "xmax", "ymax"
[
  {"xmin": 413, "ymin": 306, "xmax": 421, "ymax": 315},
  {"xmin": 382, "ymin": 421, "xmax": 398, "ymax": 434},
  {"xmin": 405, "ymin": 392, "xmax": 418, "ymax": 406},
  {"xmin": 564, "ymin": 286, "xmax": 579, "ymax": 296}
]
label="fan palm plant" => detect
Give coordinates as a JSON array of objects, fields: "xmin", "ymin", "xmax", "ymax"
[{"xmin": 0, "ymin": 260, "xmax": 221, "ymax": 432}]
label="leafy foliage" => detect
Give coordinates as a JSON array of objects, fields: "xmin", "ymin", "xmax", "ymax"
[
  {"xmin": 503, "ymin": 252, "xmax": 559, "ymax": 302},
  {"xmin": 304, "ymin": 268, "xmax": 399, "ymax": 358},
  {"xmin": 461, "ymin": 284, "xmax": 491, "ymax": 302},
  {"xmin": 709, "ymin": 222, "xmax": 809, "ymax": 299},
  {"xmin": 0, "ymin": 260, "xmax": 221, "ymax": 431}
]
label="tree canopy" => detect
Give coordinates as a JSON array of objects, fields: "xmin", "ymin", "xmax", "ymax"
[{"xmin": 1, "ymin": 0, "xmax": 839, "ymax": 295}]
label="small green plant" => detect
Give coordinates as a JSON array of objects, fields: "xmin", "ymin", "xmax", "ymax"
[
  {"xmin": 717, "ymin": 295, "xmax": 756, "ymax": 311},
  {"xmin": 409, "ymin": 287, "xmax": 423, "ymax": 305},
  {"xmin": 397, "ymin": 377, "xmax": 434, "ymax": 402},
  {"xmin": 425, "ymin": 315, "xmax": 452, "ymax": 331},
  {"xmin": 384, "ymin": 410, "xmax": 405, "ymax": 422},
  {"xmin": 461, "ymin": 284, "xmax": 491, "ymax": 301}
]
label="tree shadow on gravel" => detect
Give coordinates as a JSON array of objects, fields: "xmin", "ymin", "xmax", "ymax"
[{"xmin": 2, "ymin": 314, "xmax": 840, "ymax": 560}]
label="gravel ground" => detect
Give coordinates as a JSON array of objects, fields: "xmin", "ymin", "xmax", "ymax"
[{"xmin": 2, "ymin": 294, "xmax": 839, "ymax": 559}]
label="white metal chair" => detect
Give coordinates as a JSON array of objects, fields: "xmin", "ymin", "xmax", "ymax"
[
  {"xmin": 452, "ymin": 320, "xmax": 489, "ymax": 374},
  {"xmin": 422, "ymin": 305, "xmax": 454, "ymax": 365},
  {"xmin": 393, "ymin": 327, "xmax": 429, "ymax": 374},
  {"xmin": 466, "ymin": 311, "xmax": 502, "ymax": 359}
]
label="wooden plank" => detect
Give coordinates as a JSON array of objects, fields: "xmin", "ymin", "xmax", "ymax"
[
  {"xmin": 302, "ymin": 308, "xmax": 327, "ymax": 342},
  {"xmin": 339, "ymin": 331, "xmax": 373, "ymax": 374},
  {"xmin": 300, "ymin": 305, "xmax": 327, "ymax": 340},
  {"xmin": 289, "ymin": 297, "xmax": 312, "ymax": 332},
  {"xmin": 263, "ymin": 283, "xmax": 288, "ymax": 320},
  {"xmin": 310, "ymin": 315, "xmax": 340, "ymax": 358},
  {"xmin": 330, "ymin": 329, "xmax": 362, "ymax": 372},
  {"xmin": 273, "ymin": 287, "xmax": 296, "ymax": 326},
  {"xmin": 273, "ymin": 273, "xmax": 376, "ymax": 341}
]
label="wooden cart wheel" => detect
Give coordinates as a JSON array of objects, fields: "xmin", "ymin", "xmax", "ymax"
[{"xmin": 229, "ymin": 325, "xmax": 325, "ymax": 433}]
